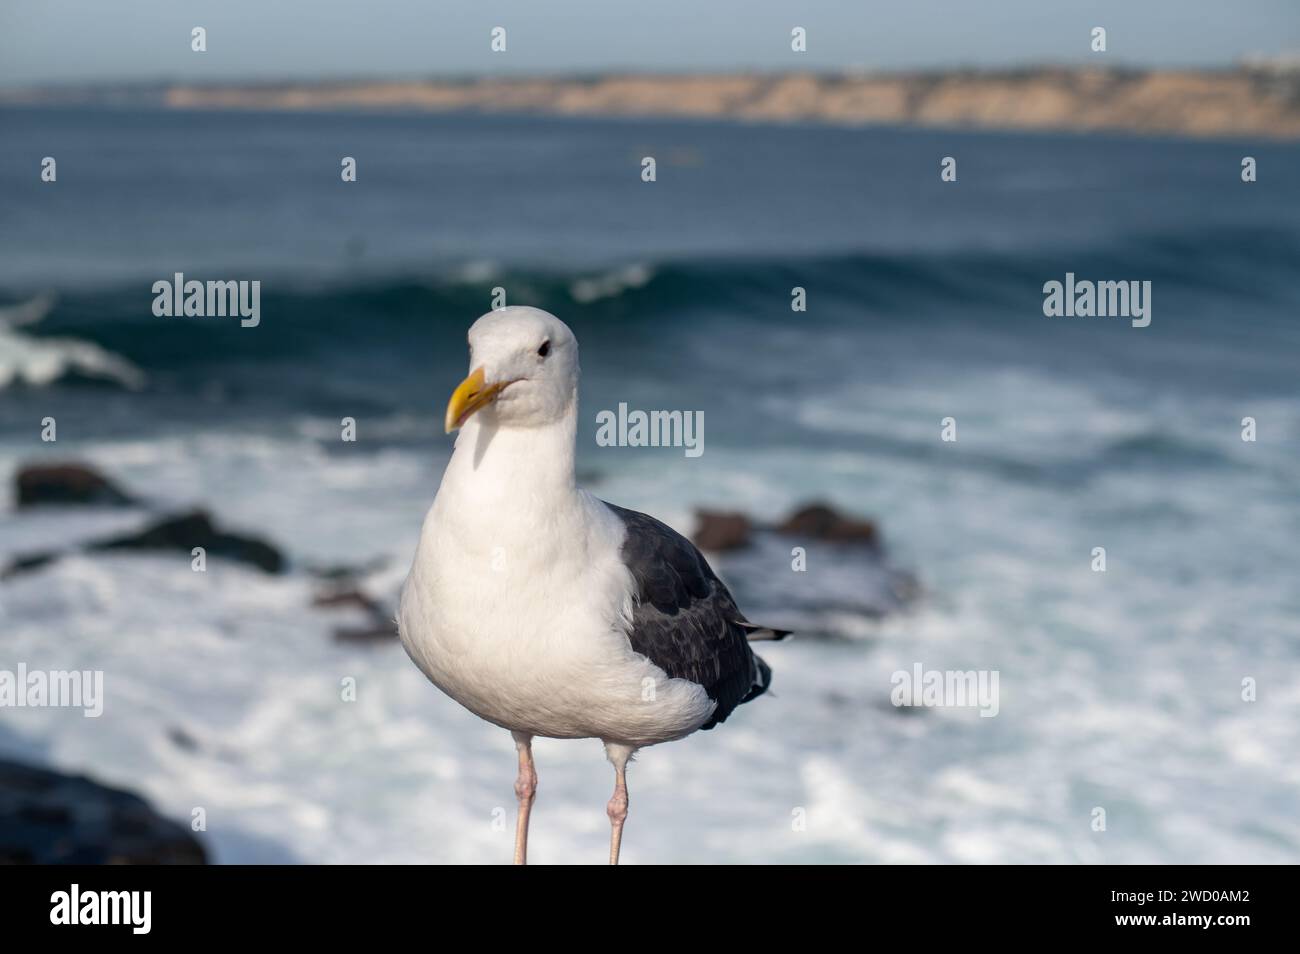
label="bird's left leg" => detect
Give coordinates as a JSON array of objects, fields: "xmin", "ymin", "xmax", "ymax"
[
  {"xmin": 603, "ymin": 742, "xmax": 635, "ymax": 865},
  {"xmin": 511, "ymin": 731, "xmax": 537, "ymax": 865}
]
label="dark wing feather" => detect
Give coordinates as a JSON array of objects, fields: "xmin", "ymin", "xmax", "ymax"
[{"xmin": 605, "ymin": 502, "xmax": 774, "ymax": 730}]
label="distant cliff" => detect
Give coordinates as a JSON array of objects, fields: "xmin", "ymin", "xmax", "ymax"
[{"xmin": 7, "ymin": 68, "xmax": 1300, "ymax": 138}]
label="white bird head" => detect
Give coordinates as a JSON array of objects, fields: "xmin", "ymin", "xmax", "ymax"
[{"xmin": 445, "ymin": 306, "xmax": 580, "ymax": 433}]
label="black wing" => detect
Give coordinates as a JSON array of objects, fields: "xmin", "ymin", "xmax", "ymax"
[{"xmin": 605, "ymin": 502, "xmax": 775, "ymax": 730}]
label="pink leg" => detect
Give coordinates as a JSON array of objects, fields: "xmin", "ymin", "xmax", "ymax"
[
  {"xmin": 511, "ymin": 731, "xmax": 537, "ymax": 865},
  {"xmin": 604, "ymin": 743, "xmax": 634, "ymax": 865}
]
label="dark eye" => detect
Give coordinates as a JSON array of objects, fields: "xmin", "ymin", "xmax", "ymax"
[{"xmin": 537, "ymin": 340, "xmax": 551, "ymax": 358}]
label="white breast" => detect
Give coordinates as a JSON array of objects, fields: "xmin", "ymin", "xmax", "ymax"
[{"xmin": 398, "ymin": 480, "xmax": 714, "ymax": 748}]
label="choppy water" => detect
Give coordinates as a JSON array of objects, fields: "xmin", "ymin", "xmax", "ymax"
[{"xmin": 1, "ymin": 107, "xmax": 1298, "ymax": 863}]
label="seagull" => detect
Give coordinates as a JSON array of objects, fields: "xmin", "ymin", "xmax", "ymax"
[{"xmin": 398, "ymin": 306, "xmax": 789, "ymax": 864}]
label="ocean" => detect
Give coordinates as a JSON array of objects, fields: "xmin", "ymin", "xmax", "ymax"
[{"xmin": 1, "ymin": 106, "xmax": 1298, "ymax": 863}]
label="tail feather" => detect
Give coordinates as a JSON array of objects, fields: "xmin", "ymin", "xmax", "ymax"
[
  {"xmin": 742, "ymin": 654, "xmax": 773, "ymax": 704},
  {"xmin": 736, "ymin": 620, "xmax": 792, "ymax": 641}
]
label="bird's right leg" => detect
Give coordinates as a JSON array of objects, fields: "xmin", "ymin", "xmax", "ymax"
[
  {"xmin": 511, "ymin": 731, "xmax": 537, "ymax": 865},
  {"xmin": 604, "ymin": 742, "xmax": 635, "ymax": 865}
]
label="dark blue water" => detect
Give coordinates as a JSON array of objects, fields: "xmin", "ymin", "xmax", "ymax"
[
  {"xmin": 2, "ymin": 107, "xmax": 1298, "ymax": 862},
  {"xmin": 2, "ymin": 108, "xmax": 1298, "ymax": 432}
]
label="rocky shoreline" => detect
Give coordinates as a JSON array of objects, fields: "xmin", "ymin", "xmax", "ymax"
[
  {"xmin": 1, "ymin": 459, "xmax": 911, "ymax": 862},
  {"xmin": 0, "ymin": 460, "xmax": 915, "ymax": 863},
  {"xmin": 6, "ymin": 67, "xmax": 1299, "ymax": 139},
  {"xmin": 6, "ymin": 460, "xmax": 914, "ymax": 639},
  {"xmin": 0, "ymin": 759, "xmax": 206, "ymax": 864}
]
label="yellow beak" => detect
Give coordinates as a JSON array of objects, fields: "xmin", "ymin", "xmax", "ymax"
[{"xmin": 445, "ymin": 366, "xmax": 509, "ymax": 433}]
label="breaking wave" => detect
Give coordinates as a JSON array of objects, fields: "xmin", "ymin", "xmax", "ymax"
[
  {"xmin": 4, "ymin": 223, "xmax": 1296, "ymax": 393},
  {"xmin": 0, "ymin": 295, "xmax": 146, "ymax": 391}
]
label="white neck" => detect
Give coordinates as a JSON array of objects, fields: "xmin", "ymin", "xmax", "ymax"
[{"xmin": 440, "ymin": 397, "xmax": 579, "ymax": 518}]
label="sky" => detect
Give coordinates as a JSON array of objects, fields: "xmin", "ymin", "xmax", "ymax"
[{"xmin": 1, "ymin": 0, "xmax": 1298, "ymax": 87}]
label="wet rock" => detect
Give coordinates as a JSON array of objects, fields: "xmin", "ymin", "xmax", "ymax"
[
  {"xmin": 166, "ymin": 726, "xmax": 199, "ymax": 752},
  {"xmin": 90, "ymin": 509, "xmax": 286, "ymax": 574},
  {"xmin": 691, "ymin": 510, "xmax": 753, "ymax": 551},
  {"xmin": 313, "ymin": 587, "xmax": 385, "ymax": 615},
  {"xmin": 693, "ymin": 502, "xmax": 882, "ymax": 553},
  {"xmin": 689, "ymin": 501, "xmax": 914, "ymax": 638},
  {"xmin": 315, "ymin": 583, "xmax": 398, "ymax": 644},
  {"xmin": 776, "ymin": 501, "xmax": 879, "ymax": 547},
  {"xmin": 15, "ymin": 462, "xmax": 134, "ymax": 508},
  {"xmin": 0, "ymin": 759, "xmax": 206, "ymax": 864},
  {"xmin": 305, "ymin": 556, "xmax": 389, "ymax": 581},
  {"xmin": 332, "ymin": 622, "xmax": 399, "ymax": 644},
  {"xmin": 0, "ymin": 552, "xmax": 59, "ymax": 580}
]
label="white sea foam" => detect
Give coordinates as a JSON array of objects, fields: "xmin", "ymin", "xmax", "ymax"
[
  {"xmin": 569, "ymin": 264, "xmax": 654, "ymax": 304},
  {"xmin": 0, "ymin": 296, "xmax": 145, "ymax": 391},
  {"xmin": 1, "ymin": 348, "xmax": 1297, "ymax": 863}
]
